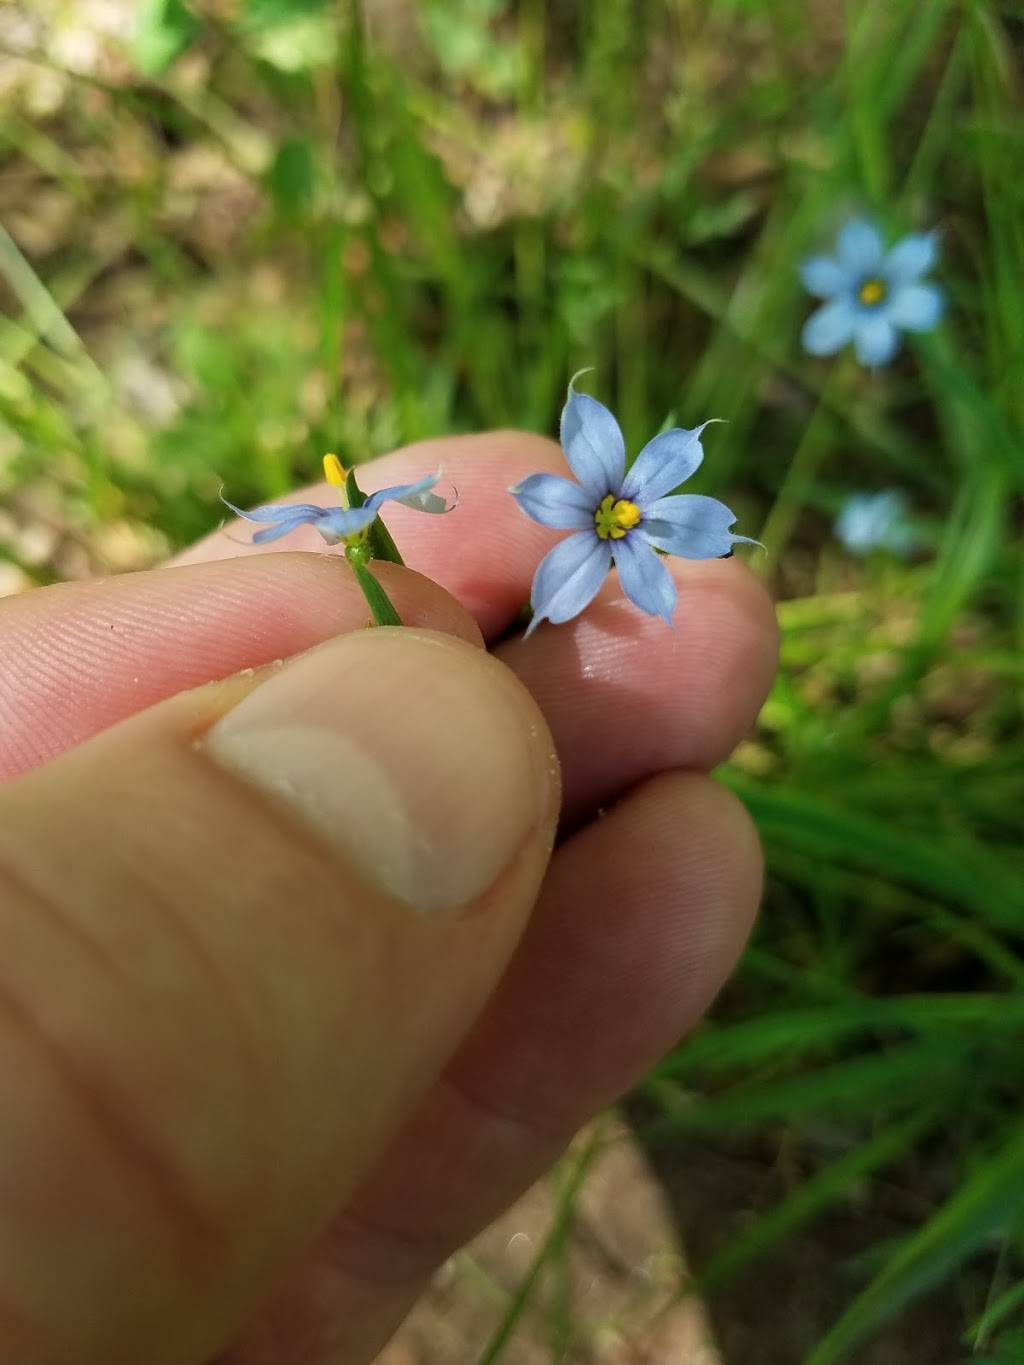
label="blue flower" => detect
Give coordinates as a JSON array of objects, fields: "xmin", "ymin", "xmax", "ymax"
[
  {"xmin": 800, "ymin": 219, "xmax": 944, "ymax": 367},
  {"xmin": 224, "ymin": 455, "xmax": 448, "ymax": 545},
  {"xmin": 510, "ymin": 380, "xmax": 757, "ymax": 633},
  {"xmin": 835, "ymin": 490, "xmax": 916, "ymax": 556}
]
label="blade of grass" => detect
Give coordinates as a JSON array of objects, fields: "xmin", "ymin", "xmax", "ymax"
[
  {"xmin": 806, "ymin": 1122, "xmax": 1024, "ymax": 1365},
  {"xmin": 474, "ymin": 1127, "xmax": 605, "ymax": 1365},
  {"xmin": 698, "ymin": 1108, "xmax": 941, "ymax": 1293}
]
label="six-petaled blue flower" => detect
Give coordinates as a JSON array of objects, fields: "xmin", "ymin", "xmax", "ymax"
[
  {"xmin": 800, "ymin": 219, "xmax": 943, "ymax": 367},
  {"xmin": 224, "ymin": 454, "xmax": 448, "ymax": 545},
  {"xmin": 835, "ymin": 489, "xmax": 916, "ymax": 557},
  {"xmin": 510, "ymin": 381, "xmax": 757, "ymax": 634}
]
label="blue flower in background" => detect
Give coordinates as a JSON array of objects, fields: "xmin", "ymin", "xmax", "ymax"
[
  {"xmin": 800, "ymin": 219, "xmax": 943, "ymax": 367},
  {"xmin": 224, "ymin": 455, "xmax": 448, "ymax": 545},
  {"xmin": 835, "ymin": 490, "xmax": 916, "ymax": 556},
  {"xmin": 510, "ymin": 379, "xmax": 757, "ymax": 633}
]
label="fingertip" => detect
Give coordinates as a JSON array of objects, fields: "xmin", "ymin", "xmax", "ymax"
[
  {"xmin": 675, "ymin": 555, "xmax": 780, "ymax": 690},
  {"xmin": 364, "ymin": 562, "xmax": 485, "ymax": 649},
  {"xmin": 666, "ymin": 772, "xmax": 764, "ymax": 979},
  {"xmin": 0, "ymin": 554, "xmax": 482, "ymax": 779},
  {"xmin": 496, "ymin": 553, "xmax": 779, "ymax": 819}
]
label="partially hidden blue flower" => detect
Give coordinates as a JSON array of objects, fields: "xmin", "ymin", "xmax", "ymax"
[
  {"xmin": 835, "ymin": 490, "xmax": 916, "ymax": 556},
  {"xmin": 510, "ymin": 379, "xmax": 757, "ymax": 634},
  {"xmin": 800, "ymin": 219, "xmax": 943, "ymax": 367},
  {"xmin": 224, "ymin": 454, "xmax": 448, "ymax": 545}
]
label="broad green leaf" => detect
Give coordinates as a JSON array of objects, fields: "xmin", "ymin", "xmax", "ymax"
[
  {"xmin": 242, "ymin": 0, "xmax": 331, "ymax": 30},
  {"xmin": 134, "ymin": 0, "xmax": 199, "ymax": 76},
  {"xmin": 265, "ymin": 137, "xmax": 317, "ymax": 219}
]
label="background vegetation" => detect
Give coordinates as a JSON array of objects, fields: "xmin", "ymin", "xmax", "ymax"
[{"xmin": 1, "ymin": 0, "xmax": 1022, "ymax": 1360}]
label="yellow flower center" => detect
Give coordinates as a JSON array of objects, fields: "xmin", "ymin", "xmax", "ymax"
[
  {"xmin": 594, "ymin": 494, "xmax": 641, "ymax": 540},
  {"xmin": 858, "ymin": 278, "xmax": 887, "ymax": 306}
]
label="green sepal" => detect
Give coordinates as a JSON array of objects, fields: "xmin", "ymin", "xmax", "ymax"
[
  {"xmin": 345, "ymin": 467, "xmax": 404, "ymax": 565},
  {"xmin": 345, "ymin": 468, "xmax": 367, "ymax": 509},
  {"xmin": 367, "ymin": 515, "xmax": 405, "ymax": 566}
]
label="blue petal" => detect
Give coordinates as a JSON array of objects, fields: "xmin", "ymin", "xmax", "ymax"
[
  {"xmin": 835, "ymin": 494, "xmax": 882, "ymax": 552},
  {"xmin": 221, "ymin": 493, "xmax": 382, "ymax": 545},
  {"xmin": 251, "ymin": 519, "xmax": 315, "ymax": 545},
  {"xmin": 221, "ymin": 498, "xmax": 330, "ymax": 544},
  {"xmin": 836, "ymin": 219, "xmax": 884, "ymax": 274},
  {"xmin": 611, "ymin": 535, "xmax": 677, "ymax": 623},
  {"xmin": 884, "ymin": 231, "xmax": 939, "ymax": 283},
  {"xmin": 559, "ymin": 382, "xmax": 627, "ymax": 499},
  {"xmin": 802, "ymin": 297, "xmax": 856, "ymax": 355},
  {"xmin": 365, "ymin": 472, "xmax": 447, "ymax": 515},
  {"xmin": 886, "ymin": 283, "xmax": 943, "ymax": 333},
  {"xmin": 639, "ymin": 494, "xmax": 746, "ymax": 559},
  {"xmin": 799, "ymin": 255, "xmax": 850, "ymax": 298},
  {"xmin": 853, "ymin": 314, "xmax": 900, "ymax": 367},
  {"xmin": 510, "ymin": 473, "xmax": 595, "ymax": 530},
  {"xmin": 223, "ymin": 498, "xmax": 327, "ymax": 526},
  {"xmin": 527, "ymin": 531, "xmax": 611, "ymax": 633},
  {"xmin": 835, "ymin": 490, "xmax": 914, "ymax": 556},
  {"xmin": 620, "ymin": 425, "xmax": 708, "ymax": 505},
  {"xmin": 313, "ymin": 506, "xmax": 378, "ymax": 541}
]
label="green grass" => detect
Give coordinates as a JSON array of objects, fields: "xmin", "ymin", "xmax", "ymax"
[{"xmin": 2, "ymin": 0, "xmax": 1023, "ymax": 1359}]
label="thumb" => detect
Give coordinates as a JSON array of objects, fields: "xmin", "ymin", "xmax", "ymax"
[{"xmin": 0, "ymin": 628, "xmax": 558, "ymax": 1365}]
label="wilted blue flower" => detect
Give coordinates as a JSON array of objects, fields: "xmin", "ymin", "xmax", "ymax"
[
  {"xmin": 800, "ymin": 219, "xmax": 943, "ymax": 367},
  {"xmin": 510, "ymin": 380, "xmax": 756, "ymax": 633},
  {"xmin": 835, "ymin": 490, "xmax": 916, "ymax": 556},
  {"xmin": 224, "ymin": 454, "xmax": 448, "ymax": 545}
]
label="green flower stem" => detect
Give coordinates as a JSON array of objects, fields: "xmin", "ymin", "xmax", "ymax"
[
  {"xmin": 354, "ymin": 563, "xmax": 402, "ymax": 626},
  {"xmin": 757, "ymin": 359, "xmax": 854, "ymax": 566},
  {"xmin": 345, "ymin": 542, "xmax": 402, "ymax": 626}
]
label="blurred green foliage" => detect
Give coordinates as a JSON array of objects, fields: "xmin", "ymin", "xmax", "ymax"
[{"xmin": 1, "ymin": 0, "xmax": 1023, "ymax": 1360}]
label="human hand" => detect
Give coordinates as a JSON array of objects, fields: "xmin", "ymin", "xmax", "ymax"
[{"xmin": 0, "ymin": 431, "xmax": 777, "ymax": 1364}]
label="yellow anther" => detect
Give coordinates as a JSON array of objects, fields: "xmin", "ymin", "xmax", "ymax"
[
  {"xmin": 323, "ymin": 453, "xmax": 347, "ymax": 488},
  {"xmin": 594, "ymin": 494, "xmax": 642, "ymax": 541},
  {"xmin": 858, "ymin": 278, "xmax": 886, "ymax": 306}
]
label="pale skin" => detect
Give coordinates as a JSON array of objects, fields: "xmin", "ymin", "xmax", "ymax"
[{"xmin": 0, "ymin": 430, "xmax": 778, "ymax": 1364}]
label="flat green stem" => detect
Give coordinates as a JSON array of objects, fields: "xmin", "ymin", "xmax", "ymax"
[{"xmin": 350, "ymin": 558, "xmax": 402, "ymax": 627}]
